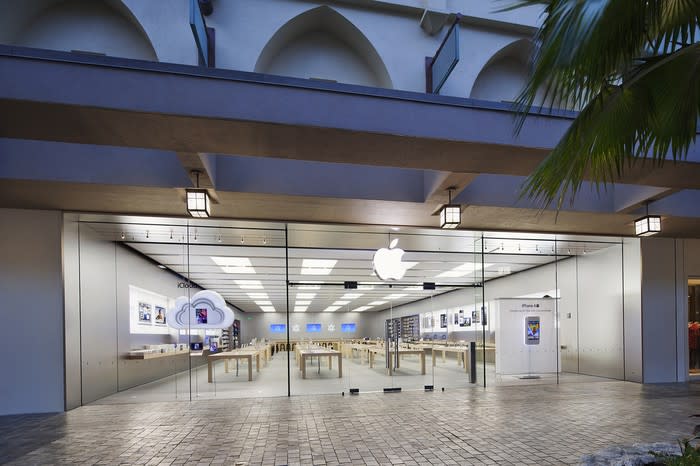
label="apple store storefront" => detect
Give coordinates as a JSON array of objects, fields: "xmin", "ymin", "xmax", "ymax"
[{"xmin": 65, "ymin": 213, "xmax": 635, "ymax": 405}]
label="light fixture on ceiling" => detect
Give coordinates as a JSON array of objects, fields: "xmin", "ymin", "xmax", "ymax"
[
  {"xmin": 439, "ymin": 187, "xmax": 461, "ymax": 229},
  {"xmin": 121, "ymin": 232, "xmax": 125, "ymax": 240},
  {"xmin": 157, "ymin": 264, "xmax": 167, "ymax": 269},
  {"xmin": 186, "ymin": 170, "xmax": 211, "ymax": 218},
  {"xmin": 635, "ymin": 203, "xmax": 661, "ymax": 236}
]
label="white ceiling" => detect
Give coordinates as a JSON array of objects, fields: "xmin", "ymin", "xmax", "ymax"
[{"xmin": 81, "ymin": 217, "xmax": 621, "ymax": 313}]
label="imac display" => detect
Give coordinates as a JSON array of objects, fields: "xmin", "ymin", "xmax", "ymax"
[
  {"xmin": 190, "ymin": 342, "xmax": 202, "ymax": 351},
  {"xmin": 209, "ymin": 342, "xmax": 218, "ymax": 352}
]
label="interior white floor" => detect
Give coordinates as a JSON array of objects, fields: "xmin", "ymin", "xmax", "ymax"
[{"xmin": 91, "ymin": 351, "xmax": 615, "ymax": 405}]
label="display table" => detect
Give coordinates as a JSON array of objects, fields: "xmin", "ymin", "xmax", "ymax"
[
  {"xmin": 297, "ymin": 347, "xmax": 342, "ymax": 379},
  {"xmin": 272, "ymin": 339, "xmax": 341, "ymax": 353},
  {"xmin": 207, "ymin": 349, "xmax": 264, "ymax": 383},
  {"xmin": 366, "ymin": 346, "xmax": 426, "ymax": 376},
  {"xmin": 431, "ymin": 346, "xmax": 470, "ymax": 373},
  {"xmin": 126, "ymin": 348, "xmax": 189, "ymax": 360}
]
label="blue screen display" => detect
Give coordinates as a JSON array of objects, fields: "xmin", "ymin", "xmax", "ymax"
[
  {"xmin": 306, "ymin": 323, "xmax": 322, "ymax": 332},
  {"xmin": 341, "ymin": 323, "xmax": 356, "ymax": 332},
  {"xmin": 270, "ymin": 324, "xmax": 286, "ymax": 333}
]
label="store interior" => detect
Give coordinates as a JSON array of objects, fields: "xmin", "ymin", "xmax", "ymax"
[{"xmin": 63, "ymin": 214, "xmax": 631, "ymax": 405}]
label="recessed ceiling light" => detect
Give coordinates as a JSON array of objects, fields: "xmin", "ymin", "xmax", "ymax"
[
  {"xmin": 211, "ymin": 257, "xmax": 255, "ymax": 274},
  {"xmin": 368, "ymin": 301, "xmax": 387, "ymax": 306},
  {"xmin": 437, "ymin": 262, "xmax": 493, "ymax": 278},
  {"xmin": 383, "ymin": 294, "xmax": 407, "ymax": 300},
  {"xmin": 247, "ymin": 293, "xmax": 269, "ymax": 299},
  {"xmin": 260, "ymin": 306, "xmax": 276, "ymax": 312},
  {"xmin": 235, "ymin": 280, "xmax": 263, "ymax": 289},
  {"xmin": 254, "ymin": 301, "xmax": 273, "ymax": 306},
  {"xmin": 333, "ymin": 300, "xmax": 350, "ymax": 305},
  {"xmin": 403, "ymin": 286, "xmax": 423, "ymax": 291},
  {"xmin": 351, "ymin": 306, "xmax": 373, "ymax": 312},
  {"xmin": 341, "ymin": 293, "xmax": 363, "ymax": 300},
  {"xmin": 357, "ymin": 284, "xmax": 375, "ymax": 290},
  {"xmin": 296, "ymin": 293, "xmax": 316, "ymax": 300},
  {"xmin": 294, "ymin": 306, "xmax": 308, "ymax": 312},
  {"xmin": 157, "ymin": 264, "xmax": 167, "ymax": 269},
  {"xmin": 295, "ymin": 300, "xmax": 312, "ymax": 306},
  {"xmin": 323, "ymin": 306, "xmax": 341, "ymax": 312},
  {"xmin": 301, "ymin": 259, "xmax": 337, "ymax": 275}
]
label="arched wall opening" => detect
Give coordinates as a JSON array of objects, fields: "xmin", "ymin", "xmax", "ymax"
[
  {"xmin": 255, "ymin": 6, "xmax": 392, "ymax": 89},
  {"xmin": 9, "ymin": 0, "xmax": 157, "ymax": 61},
  {"xmin": 469, "ymin": 39, "xmax": 533, "ymax": 103}
]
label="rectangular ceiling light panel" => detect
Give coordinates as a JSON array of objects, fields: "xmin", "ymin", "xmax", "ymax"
[
  {"xmin": 211, "ymin": 256, "xmax": 256, "ymax": 274},
  {"xmin": 351, "ymin": 306, "xmax": 373, "ymax": 312},
  {"xmin": 235, "ymin": 280, "xmax": 264, "ymax": 289},
  {"xmin": 300, "ymin": 259, "xmax": 338, "ymax": 275}
]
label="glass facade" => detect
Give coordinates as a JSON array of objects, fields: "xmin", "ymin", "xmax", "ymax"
[{"xmin": 65, "ymin": 214, "xmax": 630, "ymax": 404}]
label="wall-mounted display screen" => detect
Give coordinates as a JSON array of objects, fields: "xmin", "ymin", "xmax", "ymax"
[
  {"xmin": 270, "ymin": 324, "xmax": 286, "ymax": 333},
  {"xmin": 306, "ymin": 323, "xmax": 322, "ymax": 332},
  {"xmin": 526, "ymin": 316, "xmax": 540, "ymax": 345},
  {"xmin": 341, "ymin": 323, "xmax": 356, "ymax": 332},
  {"xmin": 190, "ymin": 342, "xmax": 202, "ymax": 350}
]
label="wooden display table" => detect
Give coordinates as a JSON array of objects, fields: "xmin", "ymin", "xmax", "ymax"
[
  {"xmin": 126, "ymin": 348, "xmax": 189, "ymax": 360},
  {"xmin": 207, "ymin": 348, "xmax": 265, "ymax": 383},
  {"xmin": 272, "ymin": 339, "xmax": 341, "ymax": 353},
  {"xmin": 297, "ymin": 347, "xmax": 342, "ymax": 379},
  {"xmin": 366, "ymin": 346, "xmax": 426, "ymax": 376},
  {"xmin": 431, "ymin": 346, "xmax": 470, "ymax": 373}
]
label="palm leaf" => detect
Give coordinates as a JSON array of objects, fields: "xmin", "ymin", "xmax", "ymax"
[{"xmin": 520, "ymin": 43, "xmax": 700, "ymax": 209}]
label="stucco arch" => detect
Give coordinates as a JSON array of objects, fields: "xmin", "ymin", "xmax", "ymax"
[
  {"xmin": 9, "ymin": 0, "xmax": 157, "ymax": 61},
  {"xmin": 469, "ymin": 39, "xmax": 534, "ymax": 103},
  {"xmin": 255, "ymin": 6, "xmax": 393, "ymax": 89}
]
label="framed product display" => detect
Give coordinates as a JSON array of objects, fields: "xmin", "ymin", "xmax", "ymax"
[
  {"xmin": 306, "ymin": 323, "xmax": 321, "ymax": 332},
  {"xmin": 440, "ymin": 313, "xmax": 447, "ymax": 328},
  {"xmin": 138, "ymin": 302, "xmax": 151, "ymax": 323},
  {"xmin": 196, "ymin": 308, "xmax": 208, "ymax": 324},
  {"xmin": 471, "ymin": 309, "xmax": 480, "ymax": 324},
  {"xmin": 526, "ymin": 316, "xmax": 540, "ymax": 345},
  {"xmin": 154, "ymin": 306, "xmax": 166, "ymax": 325},
  {"xmin": 129, "ymin": 285, "xmax": 174, "ymax": 335}
]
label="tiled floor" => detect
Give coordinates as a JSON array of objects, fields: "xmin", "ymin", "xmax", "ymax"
[{"xmin": 2, "ymin": 381, "xmax": 700, "ymax": 465}]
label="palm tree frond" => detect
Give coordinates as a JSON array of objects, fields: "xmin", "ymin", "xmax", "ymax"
[{"xmin": 520, "ymin": 43, "xmax": 700, "ymax": 208}]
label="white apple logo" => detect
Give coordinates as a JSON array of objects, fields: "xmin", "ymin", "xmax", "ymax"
[
  {"xmin": 328, "ymin": 323, "xmax": 335, "ymax": 332},
  {"xmin": 373, "ymin": 239, "xmax": 413, "ymax": 280}
]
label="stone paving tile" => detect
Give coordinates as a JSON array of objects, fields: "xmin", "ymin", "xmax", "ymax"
[{"xmin": 1, "ymin": 381, "xmax": 700, "ymax": 465}]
